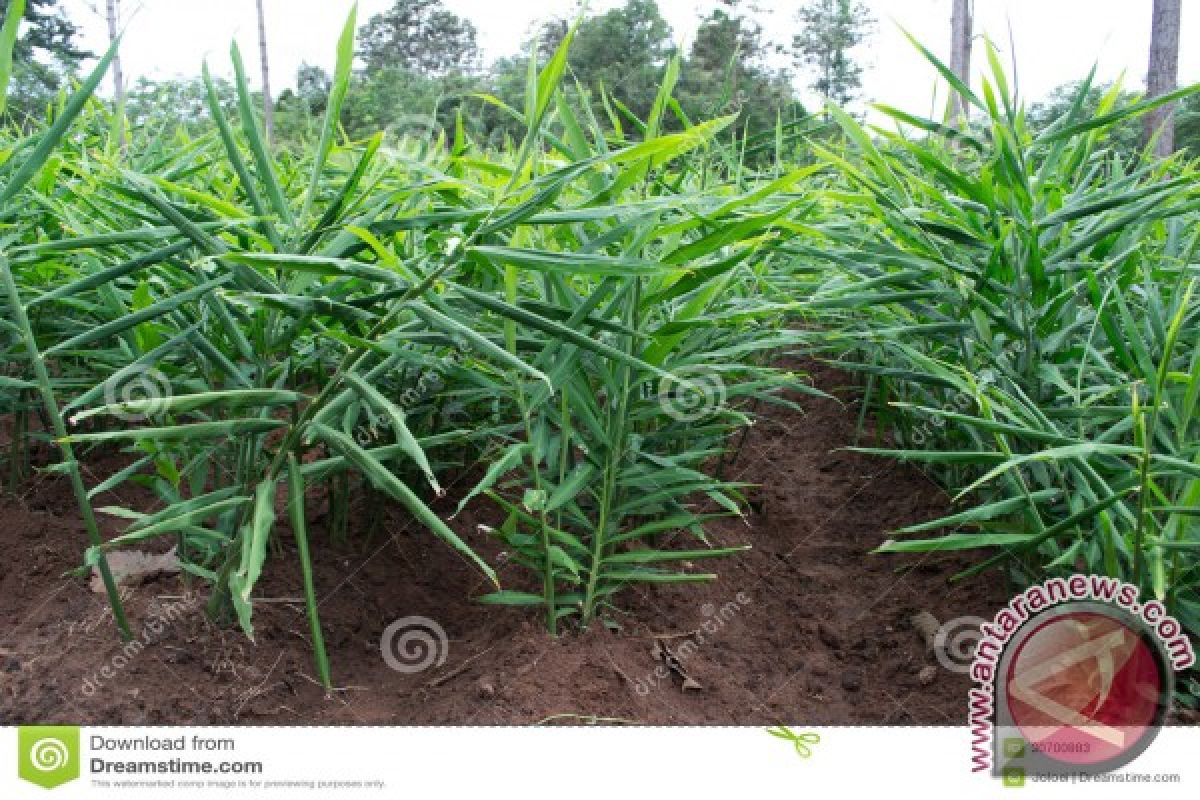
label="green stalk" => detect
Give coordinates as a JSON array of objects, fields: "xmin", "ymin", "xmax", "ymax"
[
  {"xmin": 287, "ymin": 454, "xmax": 332, "ymax": 690},
  {"xmin": 582, "ymin": 428, "xmax": 621, "ymax": 624},
  {"xmin": 1132, "ymin": 388, "xmax": 1151, "ymax": 586},
  {"xmin": 7, "ymin": 399, "xmax": 26, "ymax": 491},
  {"xmin": 1133, "ymin": 280, "xmax": 1194, "ymax": 587},
  {"xmin": 581, "ymin": 278, "xmax": 640, "ymax": 623},
  {"xmin": 555, "ymin": 391, "xmax": 571, "ymax": 535},
  {"xmin": 208, "ymin": 98, "xmax": 567, "ymax": 617},
  {"xmin": 517, "ymin": 392, "xmax": 556, "ymax": 634},
  {"xmin": 207, "ymin": 24, "xmax": 588, "ymax": 623},
  {"xmin": 0, "ymin": 258, "xmax": 131, "ymax": 639}
]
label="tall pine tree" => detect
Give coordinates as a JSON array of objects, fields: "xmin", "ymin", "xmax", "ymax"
[{"xmin": 792, "ymin": 0, "xmax": 873, "ymax": 106}]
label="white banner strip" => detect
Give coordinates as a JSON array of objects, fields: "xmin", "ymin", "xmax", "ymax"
[{"xmin": 1, "ymin": 726, "xmax": 1194, "ymax": 798}]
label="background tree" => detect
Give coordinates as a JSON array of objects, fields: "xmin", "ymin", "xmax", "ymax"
[
  {"xmin": 949, "ymin": 0, "xmax": 972, "ymax": 120},
  {"xmin": 104, "ymin": 0, "xmax": 125, "ymax": 148},
  {"xmin": 679, "ymin": 0, "xmax": 802, "ymax": 140},
  {"xmin": 792, "ymin": 0, "xmax": 873, "ymax": 106},
  {"xmin": 255, "ymin": 0, "xmax": 274, "ymax": 145},
  {"xmin": 342, "ymin": 66, "xmax": 479, "ymax": 141},
  {"xmin": 273, "ymin": 64, "xmax": 330, "ymax": 148},
  {"xmin": 685, "ymin": 0, "xmax": 766, "ymax": 89},
  {"xmin": 532, "ymin": 16, "xmax": 571, "ymax": 63},
  {"xmin": 1172, "ymin": 93, "xmax": 1200, "ymax": 159},
  {"xmin": 338, "ymin": 0, "xmax": 485, "ymax": 144},
  {"xmin": 124, "ymin": 75, "xmax": 235, "ymax": 135},
  {"xmin": 478, "ymin": 54, "xmax": 534, "ymax": 145},
  {"xmin": 294, "ymin": 63, "xmax": 331, "ymax": 116},
  {"xmin": 357, "ymin": 0, "xmax": 480, "ymax": 77},
  {"xmin": 1144, "ymin": 0, "xmax": 1181, "ymax": 156},
  {"xmin": 556, "ymin": 0, "xmax": 674, "ymax": 124},
  {"xmin": 1025, "ymin": 78, "xmax": 1200, "ymax": 164},
  {"xmin": 1028, "ymin": 80, "xmax": 1142, "ymax": 157},
  {"xmin": 0, "ymin": 0, "xmax": 89, "ymax": 120},
  {"xmin": 104, "ymin": 0, "xmax": 122, "ymax": 107}
]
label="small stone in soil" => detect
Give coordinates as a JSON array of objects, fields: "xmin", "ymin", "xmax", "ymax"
[
  {"xmin": 917, "ymin": 665, "xmax": 938, "ymax": 686},
  {"xmin": 817, "ymin": 622, "xmax": 841, "ymax": 650}
]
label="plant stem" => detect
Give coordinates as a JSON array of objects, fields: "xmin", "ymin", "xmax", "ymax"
[
  {"xmin": 288, "ymin": 453, "xmax": 331, "ymax": 690},
  {"xmin": 1, "ymin": 257, "xmax": 132, "ymax": 639}
]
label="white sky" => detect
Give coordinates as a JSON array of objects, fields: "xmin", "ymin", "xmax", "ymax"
[{"xmin": 60, "ymin": 0, "xmax": 1200, "ymax": 121}]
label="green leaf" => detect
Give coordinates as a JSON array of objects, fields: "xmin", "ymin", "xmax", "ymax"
[
  {"xmin": 64, "ymin": 419, "xmax": 284, "ymax": 444},
  {"xmin": 229, "ymin": 41, "xmax": 292, "ymax": 224},
  {"xmin": 894, "ymin": 490, "xmax": 1061, "ymax": 534},
  {"xmin": 455, "ymin": 442, "xmax": 531, "ymax": 516},
  {"xmin": 229, "ymin": 477, "xmax": 278, "ymax": 640},
  {"xmin": 300, "ymin": 4, "xmax": 357, "ymax": 224},
  {"xmin": 604, "ymin": 546, "xmax": 749, "ymax": 564},
  {"xmin": 343, "ymin": 371, "xmax": 442, "ymax": 495},
  {"xmin": 476, "ymin": 590, "xmax": 545, "ymax": 607},
  {"xmin": 0, "ymin": 0, "xmax": 26, "ymax": 113},
  {"xmin": 471, "ymin": 245, "xmax": 679, "ymax": 278},
  {"xmin": 72, "ymin": 390, "xmax": 305, "ymax": 423},
  {"xmin": 875, "ymin": 532, "xmax": 1042, "ymax": 553},
  {"xmin": 408, "ymin": 301, "xmax": 552, "ymax": 387},
  {"xmin": 313, "ymin": 423, "xmax": 497, "ymax": 586},
  {"xmin": 0, "ymin": 33, "xmax": 121, "ymax": 206}
]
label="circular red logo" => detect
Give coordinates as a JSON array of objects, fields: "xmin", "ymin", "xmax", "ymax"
[{"xmin": 1004, "ymin": 608, "xmax": 1168, "ymax": 767}]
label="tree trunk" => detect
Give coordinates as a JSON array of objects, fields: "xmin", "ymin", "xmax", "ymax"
[
  {"xmin": 255, "ymin": 0, "xmax": 274, "ymax": 146},
  {"xmin": 949, "ymin": 0, "xmax": 972, "ymax": 121},
  {"xmin": 1144, "ymin": 0, "xmax": 1181, "ymax": 156},
  {"xmin": 105, "ymin": 0, "xmax": 125, "ymax": 146}
]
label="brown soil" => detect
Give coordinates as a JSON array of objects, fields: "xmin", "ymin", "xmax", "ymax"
[{"xmin": 0, "ymin": 362, "xmax": 1017, "ymax": 726}]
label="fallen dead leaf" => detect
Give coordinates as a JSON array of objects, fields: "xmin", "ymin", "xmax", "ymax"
[{"xmin": 90, "ymin": 547, "xmax": 180, "ymax": 593}]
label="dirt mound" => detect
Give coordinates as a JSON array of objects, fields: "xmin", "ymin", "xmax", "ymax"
[{"xmin": 0, "ymin": 363, "xmax": 1013, "ymax": 725}]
